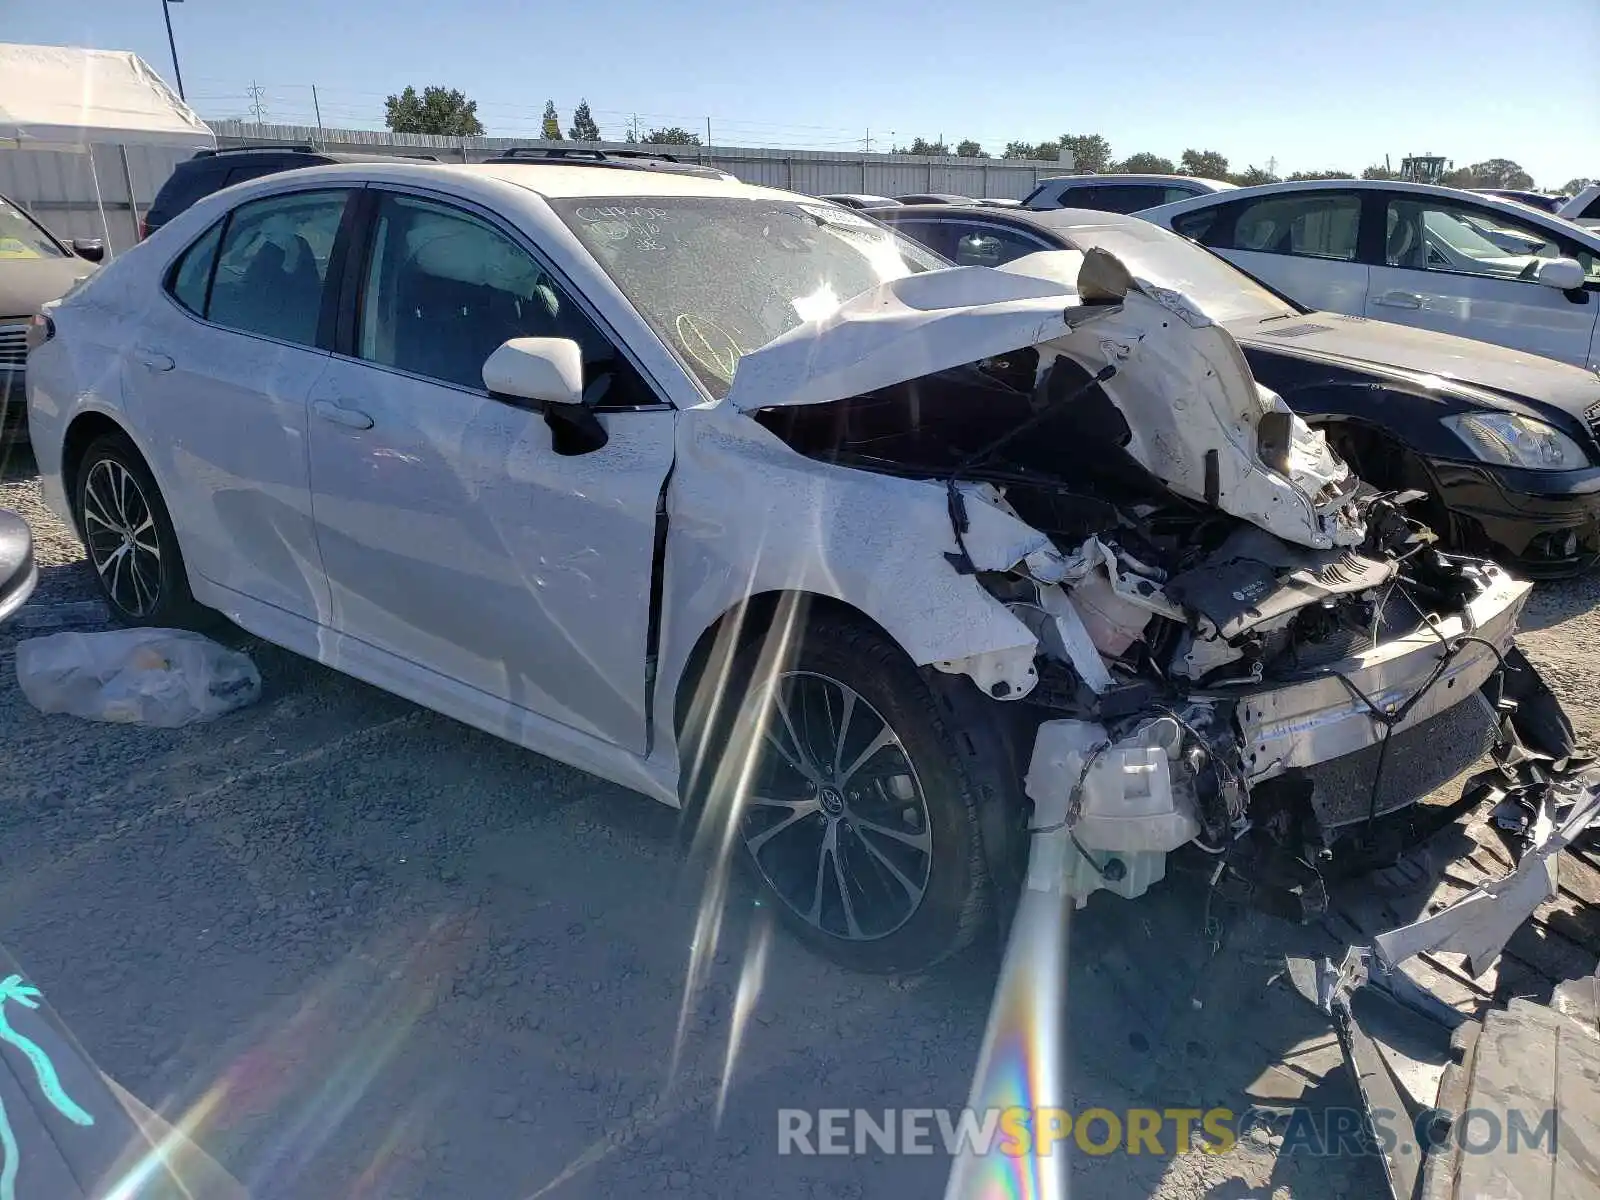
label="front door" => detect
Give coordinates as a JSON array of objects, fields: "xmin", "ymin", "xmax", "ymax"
[
  {"xmin": 1363, "ymin": 193, "xmax": 1600, "ymax": 367},
  {"xmin": 120, "ymin": 187, "xmax": 355, "ymax": 621},
  {"xmin": 306, "ymin": 189, "xmax": 676, "ymax": 753}
]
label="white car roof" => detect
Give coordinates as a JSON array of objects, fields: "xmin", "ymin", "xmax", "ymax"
[
  {"xmin": 466, "ymin": 162, "xmax": 794, "ymax": 201},
  {"xmin": 1035, "ymin": 173, "xmax": 1234, "ymax": 190}
]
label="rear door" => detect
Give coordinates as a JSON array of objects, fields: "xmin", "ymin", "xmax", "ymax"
[
  {"xmin": 1363, "ymin": 192, "xmax": 1600, "ymax": 367},
  {"xmin": 120, "ymin": 186, "xmax": 356, "ymax": 620},
  {"xmin": 1181, "ymin": 189, "xmax": 1369, "ymax": 315},
  {"xmin": 305, "ymin": 187, "xmax": 677, "ymax": 753}
]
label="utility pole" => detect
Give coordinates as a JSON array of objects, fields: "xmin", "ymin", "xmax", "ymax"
[
  {"xmin": 247, "ymin": 80, "xmax": 267, "ymax": 124},
  {"xmin": 705, "ymin": 117, "xmax": 712, "ymax": 147},
  {"xmin": 312, "ymin": 85, "xmax": 324, "ymax": 138},
  {"xmin": 864, "ymin": 127, "xmax": 871, "ymax": 153},
  {"xmin": 1267, "ymin": 155, "xmax": 1278, "ymax": 177},
  {"xmin": 160, "ymin": 0, "xmax": 185, "ymax": 100}
]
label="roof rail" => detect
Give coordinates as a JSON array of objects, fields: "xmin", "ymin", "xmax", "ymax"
[
  {"xmin": 194, "ymin": 143, "xmax": 318, "ymax": 158},
  {"xmin": 487, "ymin": 146, "xmax": 683, "ymax": 164}
]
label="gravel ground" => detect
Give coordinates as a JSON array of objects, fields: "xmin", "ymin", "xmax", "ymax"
[{"xmin": 2, "ymin": 448, "xmax": 1596, "ymax": 1200}]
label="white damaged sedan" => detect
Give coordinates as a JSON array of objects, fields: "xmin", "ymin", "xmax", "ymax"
[{"xmin": 27, "ymin": 163, "xmax": 1593, "ymax": 971}]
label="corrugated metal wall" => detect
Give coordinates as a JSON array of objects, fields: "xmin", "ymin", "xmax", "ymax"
[
  {"xmin": 0, "ymin": 143, "xmax": 193, "ymax": 252},
  {"xmin": 0, "ymin": 122, "xmax": 1074, "ymax": 253}
]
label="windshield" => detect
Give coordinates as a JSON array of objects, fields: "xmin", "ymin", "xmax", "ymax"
[
  {"xmin": 0, "ymin": 196, "xmax": 67, "ymax": 260},
  {"xmin": 550, "ymin": 196, "xmax": 945, "ymax": 397},
  {"xmin": 1052, "ymin": 215, "xmax": 1300, "ymax": 324}
]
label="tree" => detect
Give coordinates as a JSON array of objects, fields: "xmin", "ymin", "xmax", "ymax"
[
  {"xmin": 1001, "ymin": 141, "xmax": 1039, "ymax": 159},
  {"xmin": 1361, "ymin": 165, "xmax": 1399, "ymax": 180},
  {"xmin": 1463, "ymin": 158, "xmax": 1534, "ymax": 190},
  {"xmin": 1231, "ymin": 165, "xmax": 1279, "ymax": 186},
  {"xmin": 642, "ymin": 126, "xmax": 701, "ymax": 145},
  {"xmin": 1561, "ymin": 177, "xmax": 1595, "ymax": 195},
  {"xmin": 1284, "ymin": 169, "xmax": 1355, "ymax": 181},
  {"xmin": 568, "ymin": 99, "xmax": 601, "ymax": 142},
  {"xmin": 1115, "ymin": 152, "xmax": 1175, "ymax": 174},
  {"xmin": 1178, "ymin": 149, "xmax": 1230, "ymax": 179},
  {"xmin": 540, "ymin": 101, "xmax": 563, "ymax": 140},
  {"xmin": 384, "ymin": 85, "xmax": 484, "ymax": 136},
  {"xmin": 1059, "ymin": 133, "xmax": 1113, "ymax": 174},
  {"xmin": 955, "ymin": 139, "xmax": 988, "ymax": 158},
  {"xmin": 907, "ymin": 137, "xmax": 950, "ymax": 156}
]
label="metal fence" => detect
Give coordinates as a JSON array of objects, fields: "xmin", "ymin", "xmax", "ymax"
[{"xmin": 1, "ymin": 121, "xmax": 1076, "ymax": 254}]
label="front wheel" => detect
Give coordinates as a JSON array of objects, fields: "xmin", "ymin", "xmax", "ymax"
[
  {"xmin": 688, "ymin": 611, "xmax": 1003, "ymax": 973},
  {"xmin": 72, "ymin": 432, "xmax": 205, "ymax": 628}
]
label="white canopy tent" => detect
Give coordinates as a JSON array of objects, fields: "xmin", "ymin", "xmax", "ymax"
[{"xmin": 0, "ymin": 43, "xmax": 215, "ymax": 253}]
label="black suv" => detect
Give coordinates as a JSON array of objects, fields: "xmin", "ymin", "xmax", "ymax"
[{"xmin": 141, "ymin": 145, "xmax": 440, "ymax": 239}]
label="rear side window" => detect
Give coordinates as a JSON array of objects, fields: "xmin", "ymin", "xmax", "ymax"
[
  {"xmin": 1172, "ymin": 208, "xmax": 1222, "ymax": 243},
  {"xmin": 1583, "ymin": 193, "xmax": 1600, "ymax": 220},
  {"xmin": 1231, "ymin": 193, "xmax": 1360, "ymax": 260},
  {"xmin": 149, "ymin": 166, "xmax": 223, "ymax": 220},
  {"xmin": 167, "ymin": 219, "xmax": 224, "ymax": 314},
  {"xmin": 167, "ymin": 189, "xmax": 350, "ymax": 346}
]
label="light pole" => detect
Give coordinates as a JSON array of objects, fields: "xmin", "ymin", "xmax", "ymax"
[{"xmin": 160, "ymin": 0, "xmax": 185, "ymax": 101}]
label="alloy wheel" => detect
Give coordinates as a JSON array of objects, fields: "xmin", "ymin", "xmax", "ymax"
[
  {"xmin": 81, "ymin": 459, "xmax": 162, "ymax": 618},
  {"xmin": 740, "ymin": 671, "xmax": 933, "ymax": 941}
]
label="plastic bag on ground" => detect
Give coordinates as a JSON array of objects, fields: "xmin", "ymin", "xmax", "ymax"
[{"xmin": 15, "ymin": 628, "xmax": 262, "ymax": 728}]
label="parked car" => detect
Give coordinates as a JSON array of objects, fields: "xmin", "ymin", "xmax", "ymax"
[
  {"xmin": 1558, "ymin": 182, "xmax": 1600, "ymax": 229},
  {"xmin": 1, "ymin": 191, "xmax": 100, "ymax": 442},
  {"xmin": 27, "ymin": 161, "xmax": 1580, "ymax": 970},
  {"xmin": 1024, "ymin": 173, "xmax": 1234, "ymax": 213},
  {"xmin": 820, "ymin": 193, "xmax": 901, "ymax": 211},
  {"xmin": 1471, "ymin": 188, "xmax": 1566, "ymax": 214},
  {"xmin": 0, "ymin": 506, "xmax": 35, "ymax": 620},
  {"xmin": 875, "ymin": 203, "xmax": 1600, "ymax": 575},
  {"xmin": 894, "ymin": 193, "xmax": 973, "ymax": 205},
  {"xmin": 141, "ymin": 144, "xmax": 443, "ymax": 239},
  {"xmin": 1140, "ymin": 179, "xmax": 1600, "ymax": 371},
  {"xmin": 975, "ymin": 198, "xmax": 1023, "ymax": 208}
]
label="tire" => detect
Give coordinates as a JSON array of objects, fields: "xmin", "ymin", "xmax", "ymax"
[
  {"xmin": 71, "ymin": 432, "xmax": 206, "ymax": 628},
  {"xmin": 685, "ymin": 609, "xmax": 1001, "ymax": 973}
]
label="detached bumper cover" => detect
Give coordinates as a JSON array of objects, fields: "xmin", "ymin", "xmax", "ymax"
[
  {"xmin": 1302, "ymin": 767, "xmax": 1600, "ymax": 1200},
  {"xmin": 1230, "ymin": 567, "xmax": 1529, "ymax": 782}
]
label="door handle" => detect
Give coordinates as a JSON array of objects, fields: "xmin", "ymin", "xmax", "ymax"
[
  {"xmin": 1373, "ymin": 291, "xmax": 1423, "ymax": 310},
  {"xmin": 312, "ymin": 399, "xmax": 374, "ymax": 430},
  {"xmin": 137, "ymin": 349, "xmax": 174, "ymax": 372}
]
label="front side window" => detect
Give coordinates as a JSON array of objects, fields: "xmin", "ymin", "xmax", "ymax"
[
  {"xmin": 205, "ymin": 189, "xmax": 350, "ymax": 346},
  {"xmin": 1232, "ymin": 193, "xmax": 1360, "ymax": 260},
  {"xmin": 356, "ymin": 192, "xmax": 641, "ymax": 401},
  {"xmin": 0, "ymin": 195, "xmax": 66, "ymax": 260},
  {"xmin": 949, "ymin": 225, "xmax": 1051, "ymax": 266},
  {"xmin": 551, "ymin": 196, "xmax": 944, "ymax": 397},
  {"xmin": 1386, "ymin": 198, "xmax": 1599, "ymax": 284}
]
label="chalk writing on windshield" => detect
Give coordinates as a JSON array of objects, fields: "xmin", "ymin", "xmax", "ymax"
[{"xmin": 572, "ymin": 205, "xmax": 670, "ymax": 251}]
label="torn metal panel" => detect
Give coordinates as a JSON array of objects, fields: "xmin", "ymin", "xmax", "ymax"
[{"xmin": 653, "ymin": 404, "xmax": 1049, "ymax": 746}]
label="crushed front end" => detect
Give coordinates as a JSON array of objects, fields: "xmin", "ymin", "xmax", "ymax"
[{"xmin": 737, "ymin": 246, "xmax": 1587, "ymax": 921}]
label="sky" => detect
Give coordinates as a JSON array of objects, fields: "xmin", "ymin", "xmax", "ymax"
[{"xmin": 8, "ymin": 0, "xmax": 1599, "ymax": 187}]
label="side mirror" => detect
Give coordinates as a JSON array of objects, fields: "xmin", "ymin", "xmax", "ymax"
[
  {"xmin": 71, "ymin": 238, "xmax": 105, "ymax": 263},
  {"xmin": 482, "ymin": 336, "xmax": 608, "ymax": 456},
  {"xmin": 1534, "ymin": 257, "xmax": 1585, "ymax": 291}
]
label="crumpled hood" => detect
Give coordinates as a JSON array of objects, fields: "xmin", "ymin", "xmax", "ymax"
[
  {"xmin": 1234, "ymin": 311, "xmax": 1600, "ymax": 418},
  {"xmin": 723, "ymin": 264, "xmax": 1080, "ymax": 411},
  {"xmin": 728, "ymin": 248, "xmax": 1365, "ymax": 551},
  {"xmin": 0, "ymin": 257, "xmax": 94, "ymax": 320}
]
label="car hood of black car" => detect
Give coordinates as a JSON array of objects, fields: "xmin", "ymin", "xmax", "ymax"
[{"xmin": 1227, "ymin": 311, "xmax": 1600, "ymax": 421}]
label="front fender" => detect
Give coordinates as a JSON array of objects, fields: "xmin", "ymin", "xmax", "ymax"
[{"xmin": 652, "ymin": 404, "xmax": 1046, "ymax": 761}]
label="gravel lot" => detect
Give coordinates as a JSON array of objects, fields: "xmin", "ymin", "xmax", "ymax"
[{"xmin": 3, "ymin": 449, "xmax": 1597, "ymax": 1200}]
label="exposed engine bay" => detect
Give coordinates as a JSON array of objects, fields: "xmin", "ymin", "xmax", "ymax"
[{"xmin": 743, "ymin": 248, "xmax": 1574, "ymax": 918}]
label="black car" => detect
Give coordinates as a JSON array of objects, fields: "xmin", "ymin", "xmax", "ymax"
[
  {"xmin": 142, "ymin": 145, "xmax": 441, "ymax": 239},
  {"xmin": 874, "ymin": 203, "xmax": 1600, "ymax": 576}
]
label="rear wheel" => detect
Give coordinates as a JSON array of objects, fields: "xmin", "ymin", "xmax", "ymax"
[
  {"xmin": 72, "ymin": 432, "xmax": 205, "ymax": 628},
  {"xmin": 685, "ymin": 610, "xmax": 1001, "ymax": 973}
]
